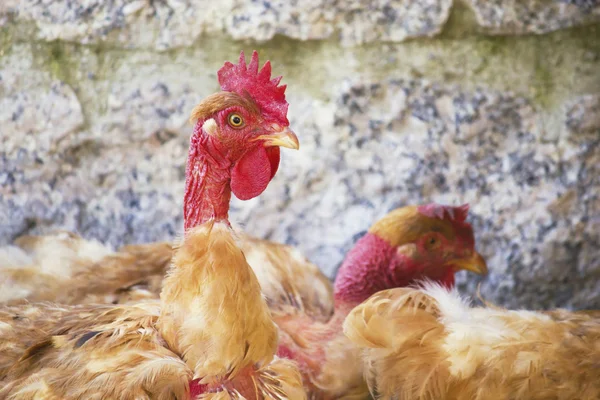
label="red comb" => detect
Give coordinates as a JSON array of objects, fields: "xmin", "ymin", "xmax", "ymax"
[
  {"xmin": 218, "ymin": 50, "xmax": 289, "ymax": 126},
  {"xmin": 417, "ymin": 203, "xmax": 470, "ymax": 223}
]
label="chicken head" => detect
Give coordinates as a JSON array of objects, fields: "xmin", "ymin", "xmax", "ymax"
[
  {"xmin": 333, "ymin": 203, "xmax": 488, "ymax": 305},
  {"xmin": 184, "ymin": 51, "xmax": 299, "ymax": 230}
]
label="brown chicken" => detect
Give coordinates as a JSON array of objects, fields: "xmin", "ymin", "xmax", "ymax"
[
  {"xmin": 0, "ymin": 51, "xmax": 305, "ymax": 399},
  {"xmin": 2, "ymin": 201, "xmax": 487, "ymax": 399},
  {"xmin": 0, "ymin": 231, "xmax": 333, "ymax": 316},
  {"xmin": 344, "ymin": 283, "xmax": 600, "ymax": 400},
  {"xmin": 271, "ymin": 204, "xmax": 488, "ymax": 399},
  {"xmin": 0, "ymin": 233, "xmax": 172, "ymax": 304}
]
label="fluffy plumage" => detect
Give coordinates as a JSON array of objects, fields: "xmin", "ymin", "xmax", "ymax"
[
  {"xmin": 344, "ymin": 283, "xmax": 600, "ymax": 400},
  {"xmin": 0, "ymin": 203, "xmax": 486, "ymax": 399},
  {"xmin": 240, "ymin": 235, "xmax": 333, "ymax": 320},
  {"xmin": 0, "ymin": 50, "xmax": 305, "ymax": 399},
  {"xmin": 0, "ymin": 233, "xmax": 172, "ymax": 304},
  {"xmin": 0, "ymin": 231, "xmax": 333, "ymax": 315}
]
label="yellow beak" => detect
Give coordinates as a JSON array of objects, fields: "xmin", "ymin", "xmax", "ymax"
[
  {"xmin": 256, "ymin": 127, "xmax": 300, "ymax": 150},
  {"xmin": 448, "ymin": 251, "xmax": 488, "ymax": 275}
]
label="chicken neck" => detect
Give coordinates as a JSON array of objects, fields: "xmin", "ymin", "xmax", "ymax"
[
  {"xmin": 333, "ymin": 232, "xmax": 402, "ymax": 304},
  {"xmin": 275, "ymin": 234, "xmax": 396, "ymax": 377},
  {"xmin": 276, "ymin": 232, "xmax": 457, "ymax": 395},
  {"xmin": 332, "ymin": 232, "xmax": 455, "ymax": 304}
]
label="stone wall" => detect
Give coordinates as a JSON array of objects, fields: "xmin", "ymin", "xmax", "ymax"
[{"xmin": 1, "ymin": 0, "xmax": 599, "ymax": 309}]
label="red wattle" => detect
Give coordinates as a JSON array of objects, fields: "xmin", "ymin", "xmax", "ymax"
[{"xmin": 231, "ymin": 146, "xmax": 274, "ymax": 200}]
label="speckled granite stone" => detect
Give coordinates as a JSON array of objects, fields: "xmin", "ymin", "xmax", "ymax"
[
  {"xmin": 1, "ymin": 3, "xmax": 599, "ymax": 310},
  {"xmin": 566, "ymin": 94, "xmax": 600, "ymax": 133},
  {"xmin": 1, "ymin": 52, "xmax": 598, "ymax": 309},
  {"xmin": 0, "ymin": 0, "xmax": 218, "ymax": 50},
  {"xmin": 1, "ymin": 0, "xmax": 453, "ymax": 48},
  {"xmin": 4, "ymin": 0, "xmax": 599, "ymax": 48},
  {"xmin": 226, "ymin": 0, "xmax": 453, "ymax": 45},
  {"xmin": 465, "ymin": 0, "xmax": 600, "ymax": 34}
]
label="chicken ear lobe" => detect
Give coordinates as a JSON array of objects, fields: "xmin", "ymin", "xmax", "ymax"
[{"xmin": 231, "ymin": 146, "xmax": 278, "ymax": 200}]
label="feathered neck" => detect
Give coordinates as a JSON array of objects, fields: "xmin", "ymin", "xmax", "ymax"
[{"xmin": 183, "ymin": 122, "xmax": 232, "ymax": 231}]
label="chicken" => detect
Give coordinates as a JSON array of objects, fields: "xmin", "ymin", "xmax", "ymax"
[
  {"xmin": 0, "ymin": 232, "xmax": 172, "ymax": 304},
  {"xmin": 0, "ymin": 231, "xmax": 333, "ymax": 316},
  {"xmin": 272, "ymin": 203, "xmax": 488, "ymax": 399},
  {"xmin": 344, "ymin": 283, "xmax": 600, "ymax": 400},
  {"xmin": 0, "ymin": 50, "xmax": 306, "ymax": 399},
  {"xmin": 1, "ymin": 203, "xmax": 487, "ymax": 399}
]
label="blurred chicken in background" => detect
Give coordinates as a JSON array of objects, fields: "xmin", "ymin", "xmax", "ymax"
[
  {"xmin": 345, "ymin": 283, "xmax": 600, "ymax": 400},
  {"xmin": 0, "ymin": 231, "xmax": 333, "ymax": 316}
]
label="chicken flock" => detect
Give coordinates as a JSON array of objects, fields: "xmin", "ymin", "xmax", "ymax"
[{"xmin": 0, "ymin": 51, "xmax": 597, "ymax": 400}]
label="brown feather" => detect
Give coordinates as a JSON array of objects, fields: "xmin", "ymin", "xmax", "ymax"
[
  {"xmin": 0, "ymin": 230, "xmax": 327, "ymax": 398},
  {"xmin": 345, "ymin": 284, "xmax": 600, "ymax": 400},
  {"xmin": 0, "ymin": 232, "xmax": 172, "ymax": 305},
  {"xmin": 0, "ymin": 231, "xmax": 332, "ymax": 318},
  {"xmin": 238, "ymin": 234, "xmax": 333, "ymax": 320},
  {"xmin": 189, "ymin": 92, "xmax": 260, "ymax": 124},
  {"xmin": 368, "ymin": 206, "xmax": 456, "ymax": 247}
]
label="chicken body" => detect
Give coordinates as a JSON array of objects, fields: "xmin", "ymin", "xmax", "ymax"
[
  {"xmin": 0, "ymin": 224, "xmax": 301, "ymax": 399},
  {"xmin": 0, "ymin": 50, "xmax": 305, "ymax": 399},
  {"xmin": 344, "ymin": 283, "xmax": 600, "ymax": 400},
  {"xmin": 272, "ymin": 303, "xmax": 367, "ymax": 399},
  {"xmin": 0, "ymin": 232, "xmax": 172, "ymax": 304},
  {"xmin": 271, "ymin": 205, "xmax": 487, "ymax": 399}
]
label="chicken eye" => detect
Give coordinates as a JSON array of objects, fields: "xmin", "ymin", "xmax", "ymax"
[
  {"xmin": 425, "ymin": 235, "xmax": 441, "ymax": 249},
  {"xmin": 228, "ymin": 113, "xmax": 244, "ymax": 128}
]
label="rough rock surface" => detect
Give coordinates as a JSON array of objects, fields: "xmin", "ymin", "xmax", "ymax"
[
  {"xmin": 465, "ymin": 0, "xmax": 600, "ymax": 34},
  {"xmin": 1, "ymin": 2, "xmax": 599, "ymax": 310},
  {"xmin": 3, "ymin": 0, "xmax": 599, "ymax": 49},
  {"xmin": 0, "ymin": 0, "xmax": 454, "ymax": 49}
]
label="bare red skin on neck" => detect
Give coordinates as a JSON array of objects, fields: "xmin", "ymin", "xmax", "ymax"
[
  {"xmin": 183, "ymin": 122, "xmax": 233, "ymax": 230},
  {"xmin": 189, "ymin": 380, "xmax": 208, "ymax": 399},
  {"xmin": 183, "ymin": 121, "xmax": 280, "ymax": 231},
  {"xmin": 333, "ymin": 233, "xmax": 454, "ymax": 306},
  {"xmin": 333, "ymin": 233, "xmax": 398, "ymax": 305}
]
